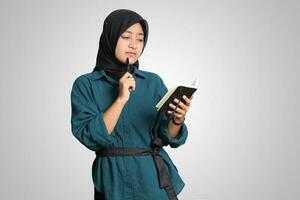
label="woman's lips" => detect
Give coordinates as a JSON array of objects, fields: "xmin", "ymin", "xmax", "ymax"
[{"xmin": 125, "ymin": 52, "xmax": 136, "ymax": 57}]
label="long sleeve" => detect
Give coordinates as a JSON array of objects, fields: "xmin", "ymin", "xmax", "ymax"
[
  {"xmin": 70, "ymin": 75, "xmax": 115, "ymax": 151},
  {"xmin": 156, "ymin": 76, "xmax": 188, "ymax": 148}
]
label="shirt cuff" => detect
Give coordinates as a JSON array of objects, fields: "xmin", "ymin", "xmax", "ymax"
[{"xmin": 160, "ymin": 117, "xmax": 188, "ymax": 148}]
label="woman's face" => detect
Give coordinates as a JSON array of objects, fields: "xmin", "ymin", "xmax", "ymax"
[{"xmin": 115, "ymin": 23, "xmax": 144, "ymax": 64}]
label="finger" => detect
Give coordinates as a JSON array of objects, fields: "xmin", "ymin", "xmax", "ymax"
[
  {"xmin": 182, "ymin": 95, "xmax": 192, "ymax": 105},
  {"xmin": 125, "ymin": 78, "xmax": 135, "ymax": 83},
  {"xmin": 128, "ymin": 82, "xmax": 136, "ymax": 91},
  {"xmin": 126, "ymin": 80, "xmax": 135, "ymax": 85},
  {"xmin": 174, "ymin": 98, "xmax": 188, "ymax": 110},
  {"xmin": 169, "ymin": 103, "xmax": 186, "ymax": 115},
  {"xmin": 120, "ymin": 72, "xmax": 133, "ymax": 80},
  {"xmin": 128, "ymin": 84, "xmax": 134, "ymax": 92},
  {"xmin": 125, "ymin": 72, "xmax": 133, "ymax": 78},
  {"xmin": 167, "ymin": 111, "xmax": 184, "ymax": 119},
  {"xmin": 174, "ymin": 113, "xmax": 184, "ymax": 119},
  {"xmin": 174, "ymin": 107, "xmax": 186, "ymax": 115},
  {"xmin": 123, "ymin": 80, "xmax": 135, "ymax": 88}
]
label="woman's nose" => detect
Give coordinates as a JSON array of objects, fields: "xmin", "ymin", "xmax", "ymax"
[{"xmin": 129, "ymin": 38, "xmax": 137, "ymax": 49}]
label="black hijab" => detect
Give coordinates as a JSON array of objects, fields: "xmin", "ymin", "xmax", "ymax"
[{"xmin": 93, "ymin": 9, "xmax": 149, "ymax": 80}]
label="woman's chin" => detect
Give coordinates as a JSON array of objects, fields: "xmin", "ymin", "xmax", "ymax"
[
  {"xmin": 117, "ymin": 56, "xmax": 138, "ymax": 64},
  {"xmin": 126, "ymin": 58, "xmax": 137, "ymax": 64}
]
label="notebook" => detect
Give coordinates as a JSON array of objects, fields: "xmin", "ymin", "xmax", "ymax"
[{"xmin": 156, "ymin": 78, "xmax": 199, "ymax": 115}]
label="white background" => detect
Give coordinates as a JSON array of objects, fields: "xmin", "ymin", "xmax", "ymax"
[{"xmin": 0, "ymin": 0, "xmax": 299, "ymax": 199}]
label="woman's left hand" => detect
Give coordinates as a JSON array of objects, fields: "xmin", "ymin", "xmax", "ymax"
[{"xmin": 168, "ymin": 95, "xmax": 192, "ymax": 123}]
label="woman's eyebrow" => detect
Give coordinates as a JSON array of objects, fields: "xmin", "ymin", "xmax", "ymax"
[{"xmin": 125, "ymin": 30, "xmax": 144, "ymax": 36}]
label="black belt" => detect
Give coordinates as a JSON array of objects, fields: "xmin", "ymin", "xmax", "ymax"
[{"xmin": 95, "ymin": 138, "xmax": 178, "ymax": 200}]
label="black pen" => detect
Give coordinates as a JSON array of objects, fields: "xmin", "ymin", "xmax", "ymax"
[
  {"xmin": 126, "ymin": 57, "xmax": 130, "ymax": 73},
  {"xmin": 127, "ymin": 57, "xmax": 134, "ymax": 92}
]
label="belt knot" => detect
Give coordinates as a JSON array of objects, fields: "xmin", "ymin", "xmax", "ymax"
[{"xmin": 151, "ymin": 138, "xmax": 164, "ymax": 155}]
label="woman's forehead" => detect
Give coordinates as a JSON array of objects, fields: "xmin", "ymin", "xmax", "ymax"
[{"xmin": 124, "ymin": 23, "xmax": 144, "ymax": 35}]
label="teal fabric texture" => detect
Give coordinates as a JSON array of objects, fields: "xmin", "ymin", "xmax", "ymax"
[{"xmin": 71, "ymin": 67, "xmax": 188, "ymax": 199}]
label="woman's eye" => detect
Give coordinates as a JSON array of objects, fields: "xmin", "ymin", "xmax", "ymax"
[{"xmin": 121, "ymin": 36, "xmax": 143, "ymax": 42}]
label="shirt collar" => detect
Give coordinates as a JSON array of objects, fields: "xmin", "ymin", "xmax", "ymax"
[{"xmin": 91, "ymin": 66, "xmax": 147, "ymax": 81}]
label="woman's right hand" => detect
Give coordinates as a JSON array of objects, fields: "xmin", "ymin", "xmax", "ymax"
[{"xmin": 118, "ymin": 72, "xmax": 136, "ymax": 102}]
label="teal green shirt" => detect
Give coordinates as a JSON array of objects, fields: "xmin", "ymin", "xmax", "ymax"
[{"xmin": 71, "ymin": 67, "xmax": 188, "ymax": 199}]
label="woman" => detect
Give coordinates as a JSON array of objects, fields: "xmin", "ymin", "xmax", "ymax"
[{"xmin": 71, "ymin": 9, "xmax": 192, "ymax": 200}]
